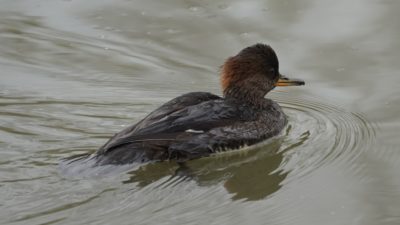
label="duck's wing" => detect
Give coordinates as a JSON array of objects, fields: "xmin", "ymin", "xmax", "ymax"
[
  {"xmin": 99, "ymin": 98, "xmax": 248, "ymax": 155},
  {"xmin": 133, "ymin": 92, "xmax": 221, "ymax": 131},
  {"xmin": 98, "ymin": 92, "xmax": 223, "ymax": 154}
]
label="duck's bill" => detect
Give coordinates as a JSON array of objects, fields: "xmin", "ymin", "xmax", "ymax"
[{"xmin": 275, "ymin": 74, "xmax": 305, "ymax": 86}]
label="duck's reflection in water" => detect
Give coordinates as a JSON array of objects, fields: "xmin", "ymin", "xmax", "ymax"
[{"xmin": 124, "ymin": 138, "xmax": 289, "ymax": 201}]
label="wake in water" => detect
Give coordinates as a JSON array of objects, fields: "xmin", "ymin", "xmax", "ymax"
[{"xmin": 59, "ymin": 153, "xmax": 142, "ymax": 178}]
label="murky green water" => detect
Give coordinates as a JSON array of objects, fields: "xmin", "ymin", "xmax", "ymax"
[{"xmin": 1, "ymin": 0, "xmax": 399, "ymax": 224}]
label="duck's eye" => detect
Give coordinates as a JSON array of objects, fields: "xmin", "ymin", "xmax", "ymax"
[{"xmin": 269, "ymin": 68, "xmax": 275, "ymax": 74}]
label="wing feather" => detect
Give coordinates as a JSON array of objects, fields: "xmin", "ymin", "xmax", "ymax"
[{"xmin": 98, "ymin": 92, "xmax": 233, "ymax": 154}]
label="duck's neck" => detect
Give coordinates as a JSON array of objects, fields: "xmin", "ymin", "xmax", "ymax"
[{"xmin": 223, "ymin": 85, "xmax": 272, "ymax": 108}]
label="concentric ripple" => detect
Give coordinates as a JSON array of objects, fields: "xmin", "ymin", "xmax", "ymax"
[{"xmin": 272, "ymin": 92, "xmax": 377, "ymax": 181}]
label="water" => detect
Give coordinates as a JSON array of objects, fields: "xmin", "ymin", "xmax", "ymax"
[{"xmin": 1, "ymin": 0, "xmax": 399, "ymax": 224}]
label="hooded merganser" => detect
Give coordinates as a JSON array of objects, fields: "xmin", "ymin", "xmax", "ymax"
[{"xmin": 93, "ymin": 43, "xmax": 304, "ymax": 165}]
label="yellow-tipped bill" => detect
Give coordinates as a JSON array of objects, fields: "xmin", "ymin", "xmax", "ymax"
[{"xmin": 275, "ymin": 74, "xmax": 305, "ymax": 86}]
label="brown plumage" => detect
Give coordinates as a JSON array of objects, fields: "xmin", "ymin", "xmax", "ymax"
[{"xmin": 221, "ymin": 44, "xmax": 280, "ymax": 104}]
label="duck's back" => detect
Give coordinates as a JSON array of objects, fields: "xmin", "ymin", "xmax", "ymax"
[{"xmin": 94, "ymin": 92, "xmax": 286, "ymax": 165}]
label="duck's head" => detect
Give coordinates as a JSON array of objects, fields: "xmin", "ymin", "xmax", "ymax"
[{"xmin": 221, "ymin": 43, "xmax": 304, "ymax": 102}]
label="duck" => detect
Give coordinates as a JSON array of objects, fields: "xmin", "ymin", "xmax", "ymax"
[{"xmin": 93, "ymin": 43, "xmax": 304, "ymax": 165}]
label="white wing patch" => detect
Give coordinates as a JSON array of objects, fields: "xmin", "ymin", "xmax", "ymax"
[{"xmin": 185, "ymin": 129, "xmax": 204, "ymax": 134}]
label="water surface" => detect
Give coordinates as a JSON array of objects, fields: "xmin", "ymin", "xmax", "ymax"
[{"xmin": 1, "ymin": 0, "xmax": 399, "ymax": 225}]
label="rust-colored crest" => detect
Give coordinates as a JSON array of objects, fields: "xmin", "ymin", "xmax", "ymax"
[
  {"xmin": 220, "ymin": 57, "xmax": 236, "ymax": 92},
  {"xmin": 220, "ymin": 44, "xmax": 281, "ymax": 98}
]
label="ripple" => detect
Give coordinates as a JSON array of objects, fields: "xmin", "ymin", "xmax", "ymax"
[
  {"xmin": 272, "ymin": 92, "xmax": 377, "ymax": 181},
  {"xmin": 9, "ymin": 188, "xmax": 115, "ymax": 223}
]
